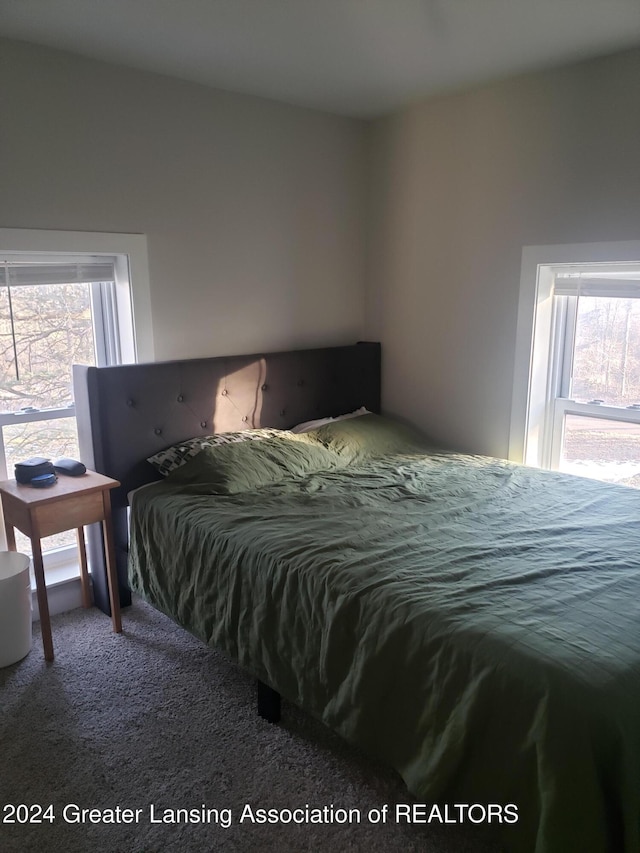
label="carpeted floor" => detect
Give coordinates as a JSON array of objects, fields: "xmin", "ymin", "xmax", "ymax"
[{"xmin": 0, "ymin": 599, "xmax": 501, "ymax": 853}]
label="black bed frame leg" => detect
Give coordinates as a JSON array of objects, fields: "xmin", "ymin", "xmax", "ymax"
[{"xmin": 257, "ymin": 680, "xmax": 281, "ymax": 723}]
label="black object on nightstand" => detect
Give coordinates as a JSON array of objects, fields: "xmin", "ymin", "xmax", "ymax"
[
  {"xmin": 53, "ymin": 458, "xmax": 87, "ymax": 476},
  {"xmin": 14, "ymin": 457, "xmax": 55, "ymax": 484}
]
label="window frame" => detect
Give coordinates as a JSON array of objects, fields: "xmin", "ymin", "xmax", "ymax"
[
  {"xmin": 0, "ymin": 229, "xmax": 153, "ymax": 573},
  {"xmin": 0, "ymin": 273, "xmax": 114, "ymax": 479},
  {"xmin": 510, "ymin": 241, "xmax": 640, "ymax": 470},
  {"xmin": 0, "ymin": 228, "xmax": 153, "ymax": 362},
  {"xmin": 546, "ymin": 289, "xmax": 640, "ymax": 472}
]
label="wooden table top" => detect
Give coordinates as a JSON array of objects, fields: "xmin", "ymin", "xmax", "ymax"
[{"xmin": 0, "ymin": 470, "xmax": 120, "ymax": 507}]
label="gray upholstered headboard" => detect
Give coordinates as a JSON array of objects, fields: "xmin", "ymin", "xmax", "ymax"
[{"xmin": 73, "ymin": 342, "xmax": 381, "ymax": 615}]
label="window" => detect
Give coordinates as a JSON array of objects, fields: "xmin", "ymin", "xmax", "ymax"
[
  {"xmin": 0, "ymin": 229, "xmax": 153, "ymax": 579},
  {"xmin": 510, "ymin": 242, "xmax": 640, "ymax": 489}
]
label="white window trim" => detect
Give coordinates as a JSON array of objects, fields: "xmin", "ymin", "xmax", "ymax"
[
  {"xmin": 0, "ymin": 228, "xmax": 154, "ymax": 362},
  {"xmin": 0, "ymin": 228, "xmax": 154, "ymax": 584},
  {"xmin": 509, "ymin": 240, "xmax": 640, "ymax": 467}
]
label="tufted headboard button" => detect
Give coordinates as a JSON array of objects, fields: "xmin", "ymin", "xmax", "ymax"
[
  {"xmin": 221, "ymin": 389, "xmax": 228, "ymax": 396},
  {"xmin": 200, "ymin": 421, "xmax": 207, "ymax": 429},
  {"xmin": 154, "ymin": 428, "xmax": 162, "ymax": 436},
  {"xmin": 261, "ymin": 384, "xmax": 268, "ymax": 392},
  {"xmin": 177, "ymin": 395, "xmax": 184, "ymax": 402},
  {"xmin": 242, "ymin": 416, "xmax": 248, "ymax": 423},
  {"xmin": 297, "ymin": 379, "xmax": 304, "ymax": 387},
  {"xmin": 126, "ymin": 399, "xmax": 135, "ymax": 407}
]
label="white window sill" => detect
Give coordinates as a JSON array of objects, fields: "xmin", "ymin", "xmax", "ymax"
[
  {"xmin": 37, "ymin": 561, "xmax": 82, "ymax": 589},
  {"xmin": 25, "ymin": 545, "xmax": 80, "ymax": 590},
  {"xmin": 27, "ymin": 547, "xmax": 84, "ymax": 621}
]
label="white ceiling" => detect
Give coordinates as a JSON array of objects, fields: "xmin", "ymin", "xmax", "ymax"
[{"xmin": 2, "ymin": 0, "xmax": 640, "ymax": 117}]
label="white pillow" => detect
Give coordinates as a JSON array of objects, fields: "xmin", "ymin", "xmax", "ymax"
[
  {"xmin": 291, "ymin": 407, "xmax": 370, "ymax": 434},
  {"xmin": 290, "ymin": 416, "xmax": 334, "ymax": 433}
]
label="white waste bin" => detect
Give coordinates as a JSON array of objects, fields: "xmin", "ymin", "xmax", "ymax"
[{"xmin": 0, "ymin": 552, "xmax": 32, "ymax": 667}]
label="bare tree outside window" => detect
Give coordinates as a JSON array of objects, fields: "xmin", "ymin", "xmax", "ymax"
[
  {"xmin": 559, "ymin": 295, "xmax": 640, "ymax": 488},
  {"xmin": 572, "ymin": 296, "xmax": 640, "ymax": 407},
  {"xmin": 0, "ymin": 282, "xmax": 98, "ymax": 554},
  {"xmin": 0, "ymin": 283, "xmax": 95, "ymax": 412}
]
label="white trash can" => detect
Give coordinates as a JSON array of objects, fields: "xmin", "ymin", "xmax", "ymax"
[{"xmin": 0, "ymin": 552, "xmax": 32, "ymax": 668}]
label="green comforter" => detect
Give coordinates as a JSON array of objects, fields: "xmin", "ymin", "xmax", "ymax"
[{"xmin": 129, "ymin": 436, "xmax": 640, "ymax": 853}]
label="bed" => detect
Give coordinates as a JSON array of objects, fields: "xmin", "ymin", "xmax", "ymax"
[{"xmin": 73, "ymin": 343, "xmax": 640, "ymax": 853}]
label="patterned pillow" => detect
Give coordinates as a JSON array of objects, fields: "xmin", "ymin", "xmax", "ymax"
[{"xmin": 147, "ymin": 428, "xmax": 288, "ymax": 476}]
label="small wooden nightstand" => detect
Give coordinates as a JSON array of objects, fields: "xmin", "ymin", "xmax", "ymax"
[{"xmin": 0, "ymin": 470, "xmax": 122, "ymax": 661}]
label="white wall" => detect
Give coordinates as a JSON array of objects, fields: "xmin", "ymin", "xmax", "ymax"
[
  {"xmin": 0, "ymin": 38, "xmax": 366, "ymax": 360},
  {"xmin": 4, "ymin": 39, "xmax": 640, "ymax": 459},
  {"xmin": 366, "ymin": 48, "xmax": 640, "ymax": 458}
]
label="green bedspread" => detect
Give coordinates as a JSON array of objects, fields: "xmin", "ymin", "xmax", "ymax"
[{"xmin": 129, "ymin": 434, "xmax": 640, "ymax": 853}]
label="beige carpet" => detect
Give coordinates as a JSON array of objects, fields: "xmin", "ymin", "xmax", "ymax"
[{"xmin": 0, "ymin": 598, "xmax": 501, "ymax": 853}]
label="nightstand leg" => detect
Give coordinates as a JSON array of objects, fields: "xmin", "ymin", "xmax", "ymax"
[
  {"xmin": 5, "ymin": 523, "xmax": 16, "ymax": 551},
  {"xmin": 30, "ymin": 532, "xmax": 54, "ymax": 662},
  {"xmin": 102, "ymin": 492, "xmax": 122, "ymax": 633},
  {"xmin": 76, "ymin": 527, "xmax": 92, "ymax": 608}
]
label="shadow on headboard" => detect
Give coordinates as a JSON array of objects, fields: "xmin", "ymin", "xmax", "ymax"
[{"xmin": 73, "ymin": 341, "xmax": 381, "ymax": 616}]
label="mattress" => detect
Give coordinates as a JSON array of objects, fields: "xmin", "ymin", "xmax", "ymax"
[{"xmin": 128, "ymin": 420, "xmax": 640, "ymax": 853}]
